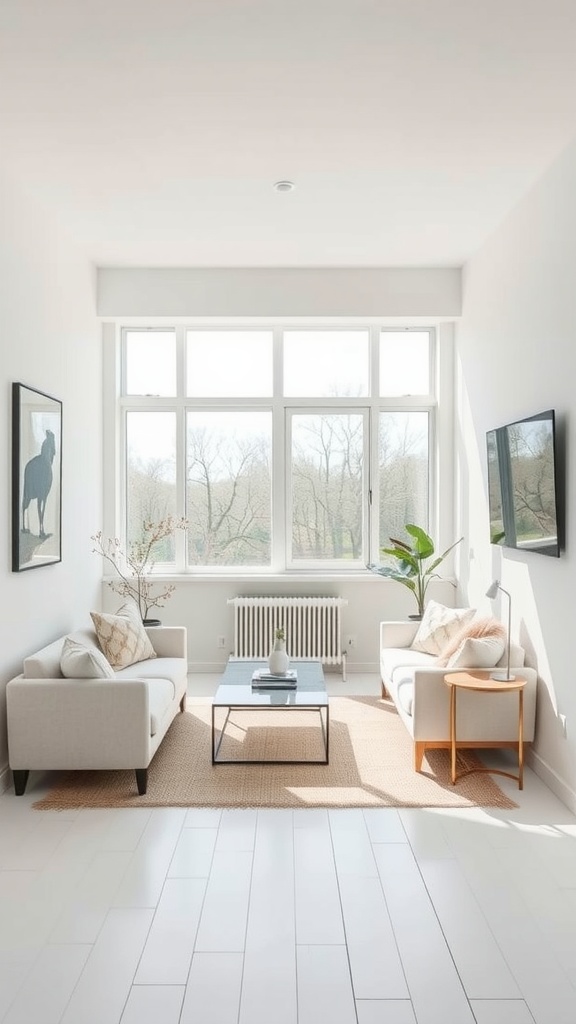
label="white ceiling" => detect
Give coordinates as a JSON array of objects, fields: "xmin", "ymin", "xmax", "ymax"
[{"xmin": 2, "ymin": 0, "xmax": 576, "ymax": 268}]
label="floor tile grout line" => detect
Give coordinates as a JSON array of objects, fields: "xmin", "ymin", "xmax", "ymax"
[{"xmin": 326, "ymin": 810, "xmax": 370, "ymax": 1024}]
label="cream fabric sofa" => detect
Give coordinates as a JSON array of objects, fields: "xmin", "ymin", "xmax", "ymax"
[
  {"xmin": 380, "ymin": 620, "xmax": 537, "ymax": 772},
  {"xmin": 6, "ymin": 625, "xmax": 188, "ymax": 796}
]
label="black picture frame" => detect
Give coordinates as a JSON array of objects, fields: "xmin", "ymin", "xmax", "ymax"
[{"xmin": 12, "ymin": 382, "xmax": 62, "ymax": 572}]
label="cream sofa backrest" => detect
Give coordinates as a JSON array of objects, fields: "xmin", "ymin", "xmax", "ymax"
[
  {"xmin": 496, "ymin": 641, "xmax": 525, "ymax": 668},
  {"xmin": 23, "ymin": 628, "xmax": 101, "ymax": 679}
]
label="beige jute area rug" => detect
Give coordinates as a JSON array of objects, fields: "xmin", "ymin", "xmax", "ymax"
[{"xmin": 33, "ymin": 697, "xmax": 517, "ymax": 810}]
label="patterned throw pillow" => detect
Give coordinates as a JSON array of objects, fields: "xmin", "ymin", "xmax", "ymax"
[
  {"xmin": 90, "ymin": 605, "xmax": 156, "ymax": 669},
  {"xmin": 60, "ymin": 636, "xmax": 116, "ymax": 679},
  {"xmin": 411, "ymin": 600, "xmax": 476, "ymax": 656}
]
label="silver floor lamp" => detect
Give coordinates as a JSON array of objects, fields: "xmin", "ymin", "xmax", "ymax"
[{"xmin": 486, "ymin": 579, "xmax": 515, "ymax": 681}]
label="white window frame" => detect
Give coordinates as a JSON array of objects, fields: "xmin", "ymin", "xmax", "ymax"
[{"xmin": 111, "ymin": 323, "xmax": 438, "ymax": 576}]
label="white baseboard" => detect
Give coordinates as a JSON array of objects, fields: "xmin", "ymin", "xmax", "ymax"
[{"xmin": 527, "ymin": 748, "xmax": 576, "ymax": 815}]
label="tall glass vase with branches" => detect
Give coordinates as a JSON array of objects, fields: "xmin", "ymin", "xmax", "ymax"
[{"xmin": 92, "ymin": 516, "xmax": 187, "ymax": 623}]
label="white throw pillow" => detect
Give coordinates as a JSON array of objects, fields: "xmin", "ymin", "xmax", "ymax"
[
  {"xmin": 446, "ymin": 635, "xmax": 506, "ymax": 669},
  {"xmin": 412, "ymin": 600, "xmax": 476, "ymax": 656},
  {"xmin": 90, "ymin": 605, "xmax": 156, "ymax": 669},
  {"xmin": 60, "ymin": 636, "xmax": 116, "ymax": 679}
]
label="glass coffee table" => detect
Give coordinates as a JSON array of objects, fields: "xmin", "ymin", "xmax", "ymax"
[{"xmin": 212, "ymin": 658, "xmax": 329, "ymax": 765}]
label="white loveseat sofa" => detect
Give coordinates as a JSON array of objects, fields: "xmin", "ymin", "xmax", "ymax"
[
  {"xmin": 380, "ymin": 620, "xmax": 537, "ymax": 772},
  {"xmin": 6, "ymin": 624, "xmax": 188, "ymax": 796}
]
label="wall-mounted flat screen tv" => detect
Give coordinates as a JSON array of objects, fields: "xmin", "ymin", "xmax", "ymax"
[{"xmin": 486, "ymin": 409, "xmax": 560, "ymax": 557}]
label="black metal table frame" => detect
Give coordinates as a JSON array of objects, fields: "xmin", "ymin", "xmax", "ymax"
[{"xmin": 211, "ymin": 701, "xmax": 329, "ymax": 765}]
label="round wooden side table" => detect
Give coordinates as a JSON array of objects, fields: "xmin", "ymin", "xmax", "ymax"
[{"xmin": 444, "ymin": 670, "xmax": 527, "ymax": 790}]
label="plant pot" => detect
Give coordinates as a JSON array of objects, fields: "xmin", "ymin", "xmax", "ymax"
[
  {"xmin": 143, "ymin": 618, "xmax": 162, "ymax": 627},
  {"xmin": 408, "ymin": 614, "xmax": 423, "ymax": 621},
  {"xmin": 268, "ymin": 642, "xmax": 289, "ymax": 675}
]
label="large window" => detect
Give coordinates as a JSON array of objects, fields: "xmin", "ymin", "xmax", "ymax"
[{"xmin": 117, "ymin": 326, "xmax": 435, "ymax": 572}]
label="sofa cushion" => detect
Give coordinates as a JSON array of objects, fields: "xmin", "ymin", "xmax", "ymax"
[
  {"xmin": 91, "ymin": 606, "xmax": 156, "ymax": 669},
  {"xmin": 60, "ymin": 637, "xmax": 115, "ymax": 679},
  {"xmin": 381, "ymin": 647, "xmax": 436, "ymax": 684},
  {"xmin": 147, "ymin": 678, "xmax": 176, "ymax": 737},
  {"xmin": 411, "ymin": 600, "xmax": 476, "ymax": 656},
  {"xmin": 394, "ymin": 673, "xmax": 417, "ymax": 717},
  {"xmin": 114, "ymin": 657, "xmax": 185, "ymax": 699}
]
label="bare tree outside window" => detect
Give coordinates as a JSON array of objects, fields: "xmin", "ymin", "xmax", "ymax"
[
  {"xmin": 126, "ymin": 412, "xmax": 177, "ymax": 561},
  {"xmin": 186, "ymin": 411, "xmax": 272, "ymax": 566},
  {"xmin": 379, "ymin": 412, "xmax": 429, "ymax": 554},
  {"xmin": 291, "ymin": 413, "xmax": 364, "ymax": 561}
]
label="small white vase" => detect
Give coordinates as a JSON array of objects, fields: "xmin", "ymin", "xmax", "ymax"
[{"xmin": 268, "ymin": 641, "xmax": 289, "ymax": 675}]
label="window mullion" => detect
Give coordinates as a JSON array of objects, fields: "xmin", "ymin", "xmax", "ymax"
[
  {"xmin": 271, "ymin": 326, "xmax": 285, "ymax": 571},
  {"xmin": 176, "ymin": 325, "xmax": 187, "ymax": 571}
]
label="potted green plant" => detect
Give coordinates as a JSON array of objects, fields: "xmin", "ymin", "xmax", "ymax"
[{"xmin": 367, "ymin": 524, "xmax": 463, "ymax": 619}]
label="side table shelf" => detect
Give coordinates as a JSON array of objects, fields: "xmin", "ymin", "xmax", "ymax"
[{"xmin": 444, "ymin": 671, "xmax": 527, "ymax": 790}]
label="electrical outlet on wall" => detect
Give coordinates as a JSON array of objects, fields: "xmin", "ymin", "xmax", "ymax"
[
  {"xmin": 345, "ymin": 634, "xmax": 357, "ymax": 649},
  {"xmin": 217, "ymin": 635, "xmax": 226, "ymax": 649}
]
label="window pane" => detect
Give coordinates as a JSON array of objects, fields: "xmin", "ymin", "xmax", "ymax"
[
  {"xmin": 186, "ymin": 411, "xmax": 271, "ymax": 565},
  {"xmin": 125, "ymin": 331, "xmax": 176, "ymax": 396},
  {"xmin": 379, "ymin": 331, "xmax": 430, "ymax": 396},
  {"xmin": 187, "ymin": 331, "xmax": 273, "ymax": 397},
  {"xmin": 291, "ymin": 413, "xmax": 364, "ymax": 561},
  {"xmin": 284, "ymin": 331, "xmax": 369, "ymax": 397},
  {"xmin": 379, "ymin": 412, "xmax": 429, "ymax": 555},
  {"xmin": 126, "ymin": 412, "xmax": 177, "ymax": 557}
]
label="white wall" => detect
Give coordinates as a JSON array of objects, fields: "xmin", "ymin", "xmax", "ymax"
[
  {"xmin": 102, "ymin": 575, "xmax": 459, "ymax": 675},
  {"xmin": 97, "ymin": 267, "xmax": 461, "ymax": 318},
  {"xmin": 0, "ymin": 170, "xmax": 102, "ymax": 784},
  {"xmin": 457, "ymin": 136, "xmax": 576, "ymax": 809}
]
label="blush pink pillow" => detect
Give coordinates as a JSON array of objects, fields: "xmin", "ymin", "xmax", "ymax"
[{"xmin": 436, "ymin": 617, "xmax": 506, "ymax": 667}]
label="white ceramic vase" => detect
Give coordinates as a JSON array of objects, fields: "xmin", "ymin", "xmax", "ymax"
[{"xmin": 268, "ymin": 640, "xmax": 289, "ymax": 675}]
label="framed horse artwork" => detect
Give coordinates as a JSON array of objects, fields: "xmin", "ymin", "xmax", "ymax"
[{"xmin": 12, "ymin": 382, "xmax": 62, "ymax": 571}]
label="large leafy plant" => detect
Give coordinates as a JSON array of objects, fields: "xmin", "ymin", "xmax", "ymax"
[{"xmin": 368, "ymin": 524, "xmax": 462, "ymax": 618}]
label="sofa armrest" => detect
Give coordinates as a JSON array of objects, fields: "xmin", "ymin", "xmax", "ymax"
[
  {"xmin": 410, "ymin": 665, "xmax": 538, "ymax": 742},
  {"xmin": 380, "ymin": 621, "xmax": 419, "ymax": 650},
  {"xmin": 6, "ymin": 675, "xmax": 152, "ymax": 769},
  {"xmin": 145, "ymin": 625, "xmax": 187, "ymax": 659}
]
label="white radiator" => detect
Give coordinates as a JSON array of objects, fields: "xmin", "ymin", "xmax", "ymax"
[{"xmin": 227, "ymin": 596, "xmax": 348, "ymax": 679}]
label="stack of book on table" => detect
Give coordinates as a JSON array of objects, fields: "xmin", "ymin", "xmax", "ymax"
[{"xmin": 251, "ymin": 669, "xmax": 298, "ymax": 688}]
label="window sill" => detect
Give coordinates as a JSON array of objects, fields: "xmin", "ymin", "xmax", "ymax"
[{"xmin": 102, "ymin": 570, "xmax": 387, "ymax": 585}]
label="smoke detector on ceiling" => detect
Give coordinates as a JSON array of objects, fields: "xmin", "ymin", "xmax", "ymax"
[{"xmin": 273, "ymin": 180, "xmax": 295, "ymax": 192}]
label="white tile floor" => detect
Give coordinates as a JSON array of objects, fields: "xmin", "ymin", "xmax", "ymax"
[{"xmin": 1, "ymin": 673, "xmax": 576, "ymax": 1023}]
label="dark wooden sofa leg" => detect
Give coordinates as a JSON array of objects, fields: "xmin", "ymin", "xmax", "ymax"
[
  {"xmin": 135, "ymin": 768, "xmax": 148, "ymax": 795},
  {"xmin": 13, "ymin": 769, "xmax": 30, "ymax": 796},
  {"xmin": 180, "ymin": 694, "xmax": 187, "ymax": 712}
]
